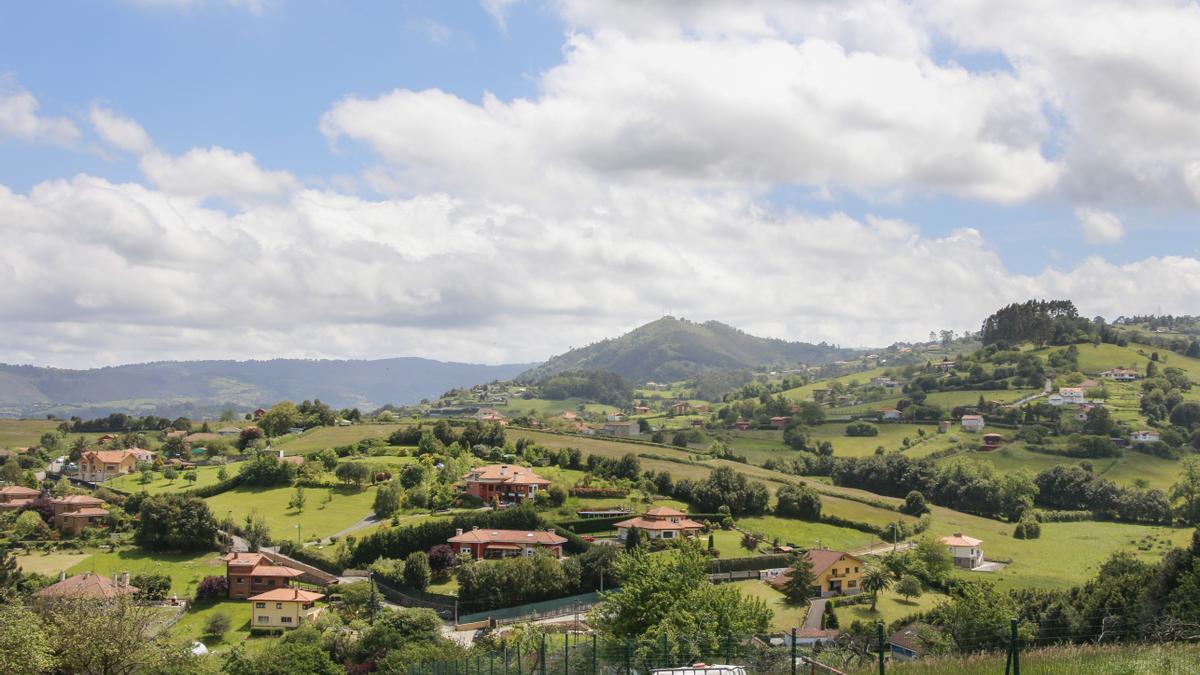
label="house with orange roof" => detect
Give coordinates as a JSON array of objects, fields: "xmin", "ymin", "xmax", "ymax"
[
  {"xmin": 460, "ymin": 464, "xmax": 551, "ymax": 503},
  {"xmin": 54, "ymin": 507, "xmax": 110, "ymax": 535},
  {"xmin": 0, "ymin": 485, "xmax": 41, "ymax": 511},
  {"xmin": 959, "ymin": 414, "xmax": 985, "ymax": 433},
  {"xmin": 248, "ymin": 587, "xmax": 325, "ymax": 629},
  {"xmin": 223, "ymin": 552, "xmax": 306, "ymax": 599},
  {"xmin": 768, "ymin": 549, "xmax": 864, "ymax": 598},
  {"xmin": 33, "ymin": 571, "xmax": 138, "ymax": 600},
  {"xmin": 79, "ymin": 449, "xmax": 140, "ymax": 482},
  {"xmin": 614, "ymin": 506, "xmax": 706, "ymax": 543},
  {"xmin": 939, "ymin": 532, "xmax": 983, "ymax": 568},
  {"xmin": 447, "ymin": 526, "xmax": 567, "ymax": 559}
]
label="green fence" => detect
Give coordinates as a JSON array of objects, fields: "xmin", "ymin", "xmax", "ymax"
[{"xmin": 458, "ymin": 592, "xmax": 602, "ymax": 626}]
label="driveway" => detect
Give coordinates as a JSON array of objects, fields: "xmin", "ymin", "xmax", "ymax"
[
  {"xmin": 972, "ymin": 561, "xmax": 1006, "ymax": 572},
  {"xmin": 803, "ymin": 598, "xmax": 828, "ymax": 630}
]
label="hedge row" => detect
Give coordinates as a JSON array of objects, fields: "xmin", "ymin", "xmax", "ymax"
[
  {"xmin": 1035, "ymin": 509, "xmax": 1093, "ymax": 523},
  {"xmin": 350, "ymin": 504, "xmax": 544, "ymax": 566},
  {"xmin": 189, "ymin": 474, "xmax": 245, "ymax": 499},
  {"xmin": 556, "ymin": 515, "xmax": 633, "ymax": 534},
  {"xmin": 707, "ymin": 553, "xmax": 793, "ymax": 574},
  {"xmin": 568, "ymin": 487, "xmax": 628, "ymax": 498}
]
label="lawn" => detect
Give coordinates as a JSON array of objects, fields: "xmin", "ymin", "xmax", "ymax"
[
  {"xmin": 835, "ymin": 587, "xmax": 947, "ymax": 628},
  {"xmin": 808, "ymin": 423, "xmax": 936, "ymax": 458},
  {"xmin": 734, "ymin": 515, "xmax": 883, "ymax": 553},
  {"xmin": 732, "ymin": 579, "xmax": 810, "ymax": 632},
  {"xmin": 106, "ymin": 461, "xmax": 246, "ymax": 494},
  {"xmin": 66, "ymin": 547, "xmax": 227, "ymax": 597},
  {"xmin": 933, "ymin": 440, "xmax": 1183, "ymax": 491},
  {"xmin": 782, "ymin": 368, "xmax": 889, "ymax": 402},
  {"xmin": 494, "ymin": 397, "xmax": 612, "ymax": 418},
  {"xmin": 821, "ymin": 496, "xmax": 916, "ymax": 529},
  {"xmin": 0, "ymin": 419, "xmax": 60, "ymax": 447},
  {"xmin": 206, "ymin": 483, "xmax": 379, "ymax": 541},
  {"xmin": 15, "ymin": 550, "xmax": 93, "ymax": 576},
  {"xmin": 270, "ymin": 424, "xmax": 408, "ymax": 455},
  {"xmin": 170, "ymin": 598, "xmax": 269, "ymax": 654}
]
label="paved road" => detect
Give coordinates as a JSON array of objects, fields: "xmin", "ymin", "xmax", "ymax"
[{"xmin": 803, "ymin": 598, "xmax": 828, "ymax": 630}]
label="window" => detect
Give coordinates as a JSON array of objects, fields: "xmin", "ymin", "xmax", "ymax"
[
  {"xmin": 276, "ymin": 603, "xmax": 283, "ymax": 609},
  {"xmin": 238, "ymin": 577, "xmax": 245, "ymax": 583},
  {"xmin": 255, "ymin": 602, "xmax": 265, "ymax": 609},
  {"xmin": 848, "ymin": 580, "xmax": 857, "ymax": 588},
  {"xmin": 281, "ymin": 616, "xmax": 293, "ymax": 624},
  {"xmin": 662, "ymin": 531, "xmax": 676, "ymax": 539},
  {"xmin": 257, "ymin": 615, "xmax": 269, "ymax": 622}
]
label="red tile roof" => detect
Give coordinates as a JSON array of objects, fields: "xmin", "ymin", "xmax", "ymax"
[
  {"xmin": 448, "ymin": 529, "xmax": 567, "ymax": 546},
  {"xmin": 83, "ymin": 450, "xmax": 139, "ymax": 464},
  {"xmin": 644, "ymin": 506, "xmax": 686, "ymax": 517},
  {"xmin": 0, "ymin": 486, "xmax": 41, "ymax": 498},
  {"xmin": 60, "ymin": 507, "xmax": 109, "ymax": 517},
  {"xmin": 462, "ymin": 464, "xmax": 551, "ymax": 486},
  {"xmin": 53, "ymin": 495, "xmax": 104, "ymax": 506},
  {"xmin": 248, "ymin": 587, "xmax": 324, "ymax": 603},
  {"xmin": 614, "ymin": 516, "xmax": 705, "ymax": 531},
  {"xmin": 33, "ymin": 573, "xmax": 138, "ymax": 599},
  {"xmin": 939, "ymin": 534, "xmax": 982, "ymax": 547}
]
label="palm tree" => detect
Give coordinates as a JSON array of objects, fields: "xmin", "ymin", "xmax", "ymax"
[{"xmin": 861, "ymin": 565, "xmax": 892, "ymax": 611}]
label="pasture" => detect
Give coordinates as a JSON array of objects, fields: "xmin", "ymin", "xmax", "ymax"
[
  {"xmin": 834, "ymin": 587, "xmax": 947, "ymax": 627},
  {"xmin": 205, "ymin": 483, "xmax": 379, "ymax": 541},
  {"xmin": 106, "ymin": 461, "xmax": 247, "ymax": 494},
  {"xmin": 731, "ymin": 579, "xmax": 810, "ymax": 632},
  {"xmin": 65, "ymin": 547, "xmax": 226, "ymax": 597},
  {"xmin": 270, "ymin": 424, "xmax": 407, "ymax": 455}
]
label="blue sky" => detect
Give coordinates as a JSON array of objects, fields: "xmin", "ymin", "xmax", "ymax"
[{"xmin": 1, "ymin": 1, "xmax": 1198, "ymax": 366}]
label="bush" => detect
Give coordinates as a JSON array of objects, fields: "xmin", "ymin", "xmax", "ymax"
[
  {"xmin": 403, "ymin": 551, "xmax": 432, "ymax": 591},
  {"xmin": 568, "ymin": 487, "xmax": 628, "ymax": 498},
  {"xmin": 1013, "ymin": 518, "xmax": 1041, "ymax": 539},
  {"xmin": 131, "ymin": 573, "xmax": 171, "ymax": 600},
  {"xmin": 134, "ymin": 494, "xmax": 218, "ymax": 551},
  {"xmin": 204, "ymin": 612, "xmax": 232, "ymax": 637},
  {"xmin": 194, "ymin": 575, "xmax": 228, "ymax": 600},
  {"xmin": 846, "ymin": 422, "xmax": 880, "ymax": 437},
  {"xmin": 901, "ymin": 490, "xmax": 928, "ymax": 516},
  {"xmin": 774, "ymin": 484, "xmax": 822, "ymax": 520}
]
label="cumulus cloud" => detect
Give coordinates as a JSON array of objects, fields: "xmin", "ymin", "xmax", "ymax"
[
  {"xmin": 89, "ymin": 105, "xmax": 153, "ymax": 154},
  {"xmin": 1075, "ymin": 208, "xmax": 1124, "ymax": 245},
  {"xmin": 0, "ymin": 77, "xmax": 80, "ymax": 146},
  {"xmin": 139, "ymin": 146, "xmax": 298, "ymax": 201},
  {"xmin": 481, "ymin": 0, "xmax": 521, "ymax": 33}
]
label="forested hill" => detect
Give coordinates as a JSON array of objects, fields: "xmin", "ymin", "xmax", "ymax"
[
  {"xmin": 520, "ymin": 317, "xmax": 858, "ymax": 383},
  {"xmin": 0, "ymin": 358, "xmax": 532, "ymax": 419}
]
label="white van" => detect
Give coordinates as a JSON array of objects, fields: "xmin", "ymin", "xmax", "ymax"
[{"xmin": 651, "ymin": 665, "xmax": 747, "ymax": 675}]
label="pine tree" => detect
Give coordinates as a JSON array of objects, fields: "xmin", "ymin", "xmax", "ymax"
[
  {"xmin": 780, "ymin": 553, "xmax": 815, "ymax": 605},
  {"xmin": 625, "ymin": 526, "xmax": 643, "ymax": 550}
]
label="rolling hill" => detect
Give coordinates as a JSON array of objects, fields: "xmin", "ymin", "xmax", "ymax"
[
  {"xmin": 519, "ymin": 316, "xmax": 858, "ymax": 383},
  {"xmin": 0, "ymin": 358, "xmax": 533, "ymax": 419}
]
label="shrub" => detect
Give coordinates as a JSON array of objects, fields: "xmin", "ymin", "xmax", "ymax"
[
  {"xmin": 403, "ymin": 551, "xmax": 432, "ymax": 591},
  {"xmin": 131, "ymin": 573, "xmax": 171, "ymax": 601},
  {"xmin": 846, "ymin": 422, "xmax": 880, "ymax": 437},
  {"xmin": 901, "ymin": 490, "xmax": 928, "ymax": 516},
  {"xmin": 774, "ymin": 484, "xmax": 822, "ymax": 520},
  {"xmin": 194, "ymin": 575, "xmax": 228, "ymax": 600},
  {"xmin": 204, "ymin": 612, "xmax": 232, "ymax": 637},
  {"xmin": 1013, "ymin": 518, "xmax": 1041, "ymax": 539}
]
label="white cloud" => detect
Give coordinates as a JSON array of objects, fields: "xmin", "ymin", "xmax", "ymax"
[
  {"xmin": 481, "ymin": 0, "xmax": 520, "ymax": 33},
  {"xmin": 139, "ymin": 146, "xmax": 298, "ymax": 201},
  {"xmin": 89, "ymin": 105, "xmax": 153, "ymax": 154},
  {"xmin": 1075, "ymin": 208, "xmax": 1124, "ymax": 245},
  {"xmin": 322, "ymin": 31, "xmax": 1059, "ymax": 206},
  {"xmin": 0, "ymin": 77, "xmax": 81, "ymax": 146}
]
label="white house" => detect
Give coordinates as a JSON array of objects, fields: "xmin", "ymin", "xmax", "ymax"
[
  {"xmin": 1059, "ymin": 387, "xmax": 1085, "ymax": 404},
  {"xmin": 1131, "ymin": 430, "xmax": 1161, "ymax": 444},
  {"xmin": 1047, "ymin": 394, "xmax": 1065, "ymax": 406},
  {"xmin": 960, "ymin": 415, "xmax": 985, "ymax": 433},
  {"xmin": 939, "ymin": 533, "xmax": 983, "ymax": 569},
  {"xmin": 1101, "ymin": 368, "xmax": 1139, "ymax": 382},
  {"xmin": 879, "ymin": 407, "xmax": 901, "ymax": 421}
]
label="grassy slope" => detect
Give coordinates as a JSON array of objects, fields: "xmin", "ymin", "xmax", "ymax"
[
  {"xmin": 65, "ymin": 548, "xmax": 226, "ymax": 597},
  {"xmin": 732, "ymin": 579, "xmax": 810, "ymax": 632},
  {"xmin": 836, "ymin": 587, "xmax": 947, "ymax": 627},
  {"xmin": 270, "ymin": 424, "xmax": 406, "ymax": 455},
  {"xmin": 206, "ymin": 484, "xmax": 379, "ymax": 541},
  {"xmin": 782, "ymin": 368, "xmax": 889, "ymax": 401},
  {"xmin": 107, "ymin": 461, "xmax": 246, "ymax": 494},
  {"xmin": 0, "ymin": 419, "xmax": 59, "ymax": 447}
]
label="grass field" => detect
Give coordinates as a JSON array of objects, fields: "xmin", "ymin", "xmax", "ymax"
[
  {"xmin": 270, "ymin": 424, "xmax": 407, "ymax": 455},
  {"xmin": 65, "ymin": 548, "xmax": 226, "ymax": 597},
  {"xmin": 732, "ymin": 579, "xmax": 810, "ymax": 632},
  {"xmin": 808, "ymin": 423, "xmax": 934, "ymax": 458},
  {"xmin": 494, "ymin": 397, "xmax": 612, "ymax": 418},
  {"xmin": 783, "ymin": 368, "xmax": 889, "ymax": 402},
  {"xmin": 106, "ymin": 461, "xmax": 247, "ymax": 494},
  {"xmin": 15, "ymin": 550, "xmax": 94, "ymax": 576},
  {"xmin": 170, "ymin": 598, "xmax": 257, "ymax": 654},
  {"xmin": 0, "ymin": 418, "xmax": 61, "ymax": 447},
  {"xmin": 846, "ymin": 642, "xmax": 1200, "ymax": 675},
  {"xmin": 735, "ymin": 515, "xmax": 884, "ymax": 553},
  {"xmin": 835, "ymin": 587, "xmax": 947, "ymax": 627},
  {"xmin": 933, "ymin": 441, "xmax": 1183, "ymax": 491},
  {"xmin": 206, "ymin": 483, "xmax": 379, "ymax": 541}
]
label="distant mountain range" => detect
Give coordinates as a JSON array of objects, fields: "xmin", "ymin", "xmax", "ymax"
[
  {"xmin": 0, "ymin": 358, "xmax": 533, "ymax": 419},
  {"xmin": 520, "ymin": 316, "xmax": 859, "ymax": 383}
]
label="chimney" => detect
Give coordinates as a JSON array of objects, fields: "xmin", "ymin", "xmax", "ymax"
[
  {"xmin": 472, "ymin": 525, "xmax": 480, "ymax": 531},
  {"xmin": 953, "ymin": 532, "xmax": 962, "ymax": 538},
  {"xmin": 455, "ymin": 528, "xmax": 463, "ymax": 536}
]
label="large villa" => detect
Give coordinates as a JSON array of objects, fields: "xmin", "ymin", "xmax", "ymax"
[
  {"xmin": 460, "ymin": 464, "xmax": 551, "ymax": 504},
  {"xmin": 614, "ymin": 506, "xmax": 706, "ymax": 542}
]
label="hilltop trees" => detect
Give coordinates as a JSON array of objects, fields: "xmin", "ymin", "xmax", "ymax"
[
  {"xmin": 980, "ymin": 300, "xmax": 1113, "ymax": 347},
  {"xmin": 690, "ymin": 466, "xmax": 770, "ymax": 516},
  {"xmin": 774, "ymin": 483, "xmax": 822, "ymax": 520}
]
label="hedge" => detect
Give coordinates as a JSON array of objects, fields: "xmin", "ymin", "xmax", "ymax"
[
  {"xmin": 556, "ymin": 515, "xmax": 633, "ymax": 534},
  {"xmin": 350, "ymin": 504, "xmax": 544, "ymax": 566},
  {"xmin": 707, "ymin": 553, "xmax": 793, "ymax": 574},
  {"xmin": 188, "ymin": 474, "xmax": 245, "ymax": 499},
  {"xmin": 568, "ymin": 487, "xmax": 628, "ymax": 498},
  {"xmin": 1035, "ymin": 509, "xmax": 1093, "ymax": 523}
]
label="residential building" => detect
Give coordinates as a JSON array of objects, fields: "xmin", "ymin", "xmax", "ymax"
[
  {"xmin": 768, "ymin": 549, "xmax": 864, "ymax": 598},
  {"xmin": 216, "ymin": 427, "xmax": 241, "ymax": 437},
  {"xmin": 959, "ymin": 415, "xmax": 985, "ymax": 433},
  {"xmin": 249, "ymin": 587, "xmax": 325, "ymax": 629},
  {"xmin": 0, "ymin": 485, "xmax": 40, "ymax": 505},
  {"xmin": 768, "ymin": 416, "xmax": 789, "ymax": 428},
  {"xmin": 475, "ymin": 408, "xmax": 507, "ymax": 424},
  {"xmin": 54, "ymin": 507, "xmax": 110, "ymax": 535},
  {"xmin": 34, "ymin": 571, "xmax": 137, "ymax": 600},
  {"xmin": 1059, "ymin": 387, "xmax": 1085, "ymax": 404},
  {"xmin": 939, "ymin": 533, "xmax": 984, "ymax": 569},
  {"xmin": 888, "ymin": 623, "xmax": 939, "ymax": 661},
  {"xmin": 936, "ymin": 361, "xmax": 956, "ymax": 372},
  {"xmin": 615, "ymin": 506, "xmax": 705, "ymax": 542},
  {"xmin": 1101, "ymin": 368, "xmax": 1139, "ymax": 382},
  {"xmin": 980, "ymin": 433, "xmax": 1003, "ymax": 450},
  {"xmin": 460, "ymin": 464, "xmax": 551, "ymax": 503},
  {"xmin": 127, "ymin": 447, "xmax": 154, "ymax": 463},
  {"xmin": 223, "ymin": 552, "xmax": 306, "ymax": 600},
  {"xmin": 1131, "ymin": 430, "xmax": 1161, "ymax": 444},
  {"xmin": 79, "ymin": 450, "xmax": 139, "ymax": 482},
  {"xmin": 734, "ymin": 420, "xmax": 751, "ymax": 431},
  {"xmin": 871, "ymin": 376, "xmax": 896, "ymax": 388},
  {"xmin": 601, "ymin": 420, "xmax": 639, "ymax": 437},
  {"xmin": 879, "ymin": 407, "xmax": 901, "ymax": 421},
  {"xmin": 633, "ymin": 406, "xmax": 651, "ymax": 415},
  {"xmin": 447, "ymin": 527, "xmax": 567, "ymax": 559},
  {"xmin": 606, "ymin": 413, "xmax": 626, "ymax": 422},
  {"xmin": 670, "ymin": 402, "xmax": 691, "ymax": 415},
  {"xmin": 781, "ymin": 629, "xmax": 841, "ymax": 647}
]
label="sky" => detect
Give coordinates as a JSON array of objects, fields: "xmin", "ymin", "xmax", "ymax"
[{"xmin": 2, "ymin": 0, "xmax": 1200, "ymax": 369}]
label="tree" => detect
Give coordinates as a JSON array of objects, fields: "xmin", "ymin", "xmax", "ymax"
[
  {"xmin": 779, "ymin": 553, "xmax": 816, "ymax": 605},
  {"xmin": 901, "ymin": 490, "xmax": 928, "ymax": 515},
  {"xmin": 288, "ymin": 485, "xmax": 307, "ymax": 513},
  {"xmin": 242, "ymin": 510, "xmax": 271, "ymax": 551},
  {"xmin": 1173, "ymin": 457, "xmax": 1200, "ymax": 524},
  {"xmin": 625, "ymin": 525, "xmax": 643, "ymax": 550},
  {"xmin": 932, "ymin": 582, "xmax": 1031, "ymax": 651},
  {"xmin": 131, "ymin": 573, "xmax": 171, "ymax": 601},
  {"xmin": 775, "ymin": 483, "xmax": 822, "ymax": 520},
  {"xmin": 591, "ymin": 539, "xmax": 771, "ymax": 664},
  {"xmin": 14, "ymin": 510, "xmax": 47, "ymax": 539},
  {"xmin": 896, "ymin": 574, "xmax": 922, "ymax": 602},
  {"xmin": 0, "ymin": 605, "xmax": 54, "ymax": 675},
  {"xmin": 135, "ymin": 493, "xmax": 218, "ymax": 551},
  {"xmin": 163, "ymin": 467, "xmax": 179, "ymax": 482},
  {"xmin": 861, "ymin": 565, "xmax": 892, "ymax": 611},
  {"xmin": 373, "ymin": 481, "xmax": 403, "ymax": 518},
  {"xmin": 690, "ymin": 466, "xmax": 770, "ymax": 516},
  {"xmin": 1013, "ymin": 517, "xmax": 1041, "ymax": 539},
  {"xmin": 404, "ymin": 551, "xmax": 432, "ymax": 591},
  {"xmin": 336, "ymin": 461, "xmax": 372, "ymax": 490},
  {"xmin": 226, "ymin": 626, "xmax": 341, "ymax": 675},
  {"xmin": 40, "ymin": 597, "xmax": 188, "ymax": 675},
  {"xmin": 195, "ymin": 575, "xmax": 228, "ymax": 600},
  {"xmin": 184, "ymin": 470, "xmax": 198, "ymax": 486},
  {"xmin": 258, "ymin": 402, "xmax": 300, "ymax": 437},
  {"xmin": 0, "ymin": 459, "xmax": 22, "ymax": 485},
  {"xmin": 740, "ymin": 531, "xmax": 761, "ymax": 552},
  {"xmin": 428, "ymin": 544, "xmax": 457, "ymax": 577},
  {"xmin": 39, "ymin": 432, "xmax": 61, "ymax": 453},
  {"xmin": 217, "ymin": 466, "xmax": 229, "ymax": 482}
]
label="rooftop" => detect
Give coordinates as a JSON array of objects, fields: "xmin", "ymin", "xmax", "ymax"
[{"xmin": 248, "ymin": 587, "xmax": 324, "ymax": 603}]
